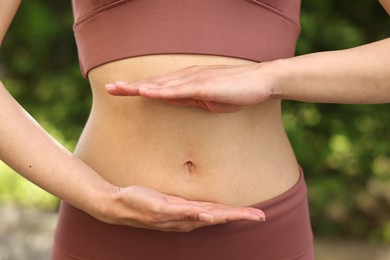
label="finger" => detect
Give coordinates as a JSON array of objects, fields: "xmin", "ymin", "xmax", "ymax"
[
  {"xmin": 156, "ymin": 207, "xmax": 265, "ymax": 232},
  {"xmin": 198, "ymin": 202, "xmax": 266, "ymax": 222},
  {"xmin": 107, "ymin": 79, "xmax": 185, "ymax": 96},
  {"xmin": 105, "ymin": 82, "xmax": 141, "ymax": 96},
  {"xmin": 110, "ymin": 65, "xmax": 201, "ymax": 92},
  {"xmin": 162, "ymin": 200, "xmax": 265, "ymax": 223},
  {"xmin": 164, "ymin": 195, "xmax": 266, "ymax": 222},
  {"xmin": 208, "ymin": 207, "xmax": 265, "ymax": 223},
  {"xmin": 142, "ymin": 65, "xmax": 202, "ymax": 83},
  {"xmin": 153, "ymin": 220, "xmax": 216, "ymax": 232},
  {"xmin": 138, "ymin": 83, "xmax": 243, "ymax": 105},
  {"xmin": 139, "ymin": 84, "xmax": 203, "ymax": 100},
  {"xmin": 145, "ymin": 201, "xmax": 265, "ymax": 231},
  {"xmin": 157, "ymin": 202, "xmax": 214, "ymax": 223}
]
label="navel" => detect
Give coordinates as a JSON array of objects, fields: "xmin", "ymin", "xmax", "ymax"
[{"xmin": 183, "ymin": 161, "xmax": 195, "ymax": 174}]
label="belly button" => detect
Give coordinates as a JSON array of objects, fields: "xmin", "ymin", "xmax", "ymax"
[{"xmin": 184, "ymin": 161, "xmax": 195, "ymax": 174}]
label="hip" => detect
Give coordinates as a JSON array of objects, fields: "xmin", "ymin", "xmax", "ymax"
[{"xmin": 52, "ymin": 168, "xmax": 313, "ymax": 260}]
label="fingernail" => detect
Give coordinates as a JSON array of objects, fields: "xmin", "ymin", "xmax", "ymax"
[
  {"xmin": 198, "ymin": 213, "xmax": 214, "ymax": 223},
  {"xmin": 260, "ymin": 214, "xmax": 266, "ymax": 222},
  {"xmin": 105, "ymin": 83, "xmax": 116, "ymax": 90}
]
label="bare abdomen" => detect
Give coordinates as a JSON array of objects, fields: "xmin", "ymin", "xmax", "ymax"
[{"xmin": 74, "ymin": 54, "xmax": 300, "ymax": 206}]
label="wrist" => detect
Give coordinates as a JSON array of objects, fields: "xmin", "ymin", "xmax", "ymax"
[
  {"xmin": 82, "ymin": 179, "xmax": 123, "ymax": 224},
  {"xmin": 61, "ymin": 156, "xmax": 128, "ymax": 225},
  {"xmin": 271, "ymin": 58, "xmax": 292, "ymax": 100},
  {"xmin": 253, "ymin": 59, "xmax": 289, "ymax": 101}
]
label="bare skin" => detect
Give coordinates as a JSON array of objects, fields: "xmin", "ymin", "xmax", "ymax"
[
  {"xmin": 1, "ymin": 0, "xmax": 389, "ymax": 234},
  {"xmin": 107, "ymin": 39, "xmax": 390, "ymax": 108},
  {"xmin": 379, "ymin": 0, "xmax": 390, "ymax": 14},
  {"xmin": 103, "ymin": 38, "xmax": 390, "ymax": 231},
  {"xmin": 82, "ymin": 53, "xmax": 300, "ymax": 212},
  {"xmin": 0, "ymin": 0, "xmax": 266, "ymax": 232}
]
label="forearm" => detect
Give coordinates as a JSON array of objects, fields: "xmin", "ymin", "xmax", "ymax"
[
  {"xmin": 0, "ymin": 82, "xmax": 114, "ymax": 216},
  {"xmin": 379, "ymin": 0, "xmax": 390, "ymax": 15},
  {"xmin": 0, "ymin": 0, "xmax": 21, "ymax": 45},
  {"xmin": 272, "ymin": 38, "xmax": 390, "ymax": 104}
]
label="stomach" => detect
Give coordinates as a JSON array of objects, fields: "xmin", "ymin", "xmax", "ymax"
[{"xmin": 74, "ymin": 54, "xmax": 299, "ymax": 207}]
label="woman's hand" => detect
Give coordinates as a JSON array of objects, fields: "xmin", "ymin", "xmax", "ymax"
[
  {"xmin": 105, "ymin": 63, "xmax": 280, "ymax": 113},
  {"xmin": 97, "ymin": 185, "xmax": 265, "ymax": 232}
]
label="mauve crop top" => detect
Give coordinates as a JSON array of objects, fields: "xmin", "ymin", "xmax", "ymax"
[{"xmin": 71, "ymin": 0, "xmax": 301, "ymax": 77}]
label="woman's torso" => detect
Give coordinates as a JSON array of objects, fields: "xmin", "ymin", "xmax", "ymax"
[
  {"xmin": 75, "ymin": 54, "xmax": 299, "ymax": 207},
  {"xmin": 71, "ymin": 0, "xmax": 302, "ymax": 207}
]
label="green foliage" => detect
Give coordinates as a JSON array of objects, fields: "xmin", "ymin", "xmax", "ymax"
[
  {"xmin": 0, "ymin": 0, "xmax": 389, "ymax": 243},
  {"xmin": 1, "ymin": 0, "xmax": 90, "ymax": 142}
]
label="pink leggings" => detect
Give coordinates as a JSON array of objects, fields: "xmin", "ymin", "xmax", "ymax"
[{"xmin": 52, "ymin": 170, "xmax": 314, "ymax": 260}]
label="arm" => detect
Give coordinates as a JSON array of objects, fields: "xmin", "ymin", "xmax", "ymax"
[
  {"xmin": 276, "ymin": 38, "xmax": 390, "ymax": 104},
  {"xmin": 1, "ymin": 1, "xmax": 111, "ymax": 208},
  {"xmin": 0, "ymin": 0, "xmax": 110, "ymax": 217},
  {"xmin": 106, "ymin": 38, "xmax": 390, "ymax": 110},
  {"xmin": 0, "ymin": 81, "xmax": 114, "ymax": 216},
  {"xmin": 0, "ymin": 0, "xmax": 21, "ymax": 46},
  {"xmin": 0, "ymin": 82, "xmax": 264, "ymax": 230},
  {"xmin": 0, "ymin": 1, "xmax": 264, "ymax": 231},
  {"xmin": 379, "ymin": 0, "xmax": 390, "ymax": 15}
]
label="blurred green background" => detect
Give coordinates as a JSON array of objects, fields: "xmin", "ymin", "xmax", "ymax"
[{"xmin": 0, "ymin": 0, "xmax": 389, "ymax": 244}]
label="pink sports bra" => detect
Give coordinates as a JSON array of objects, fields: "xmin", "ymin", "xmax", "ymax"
[{"xmin": 71, "ymin": 0, "xmax": 301, "ymax": 77}]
